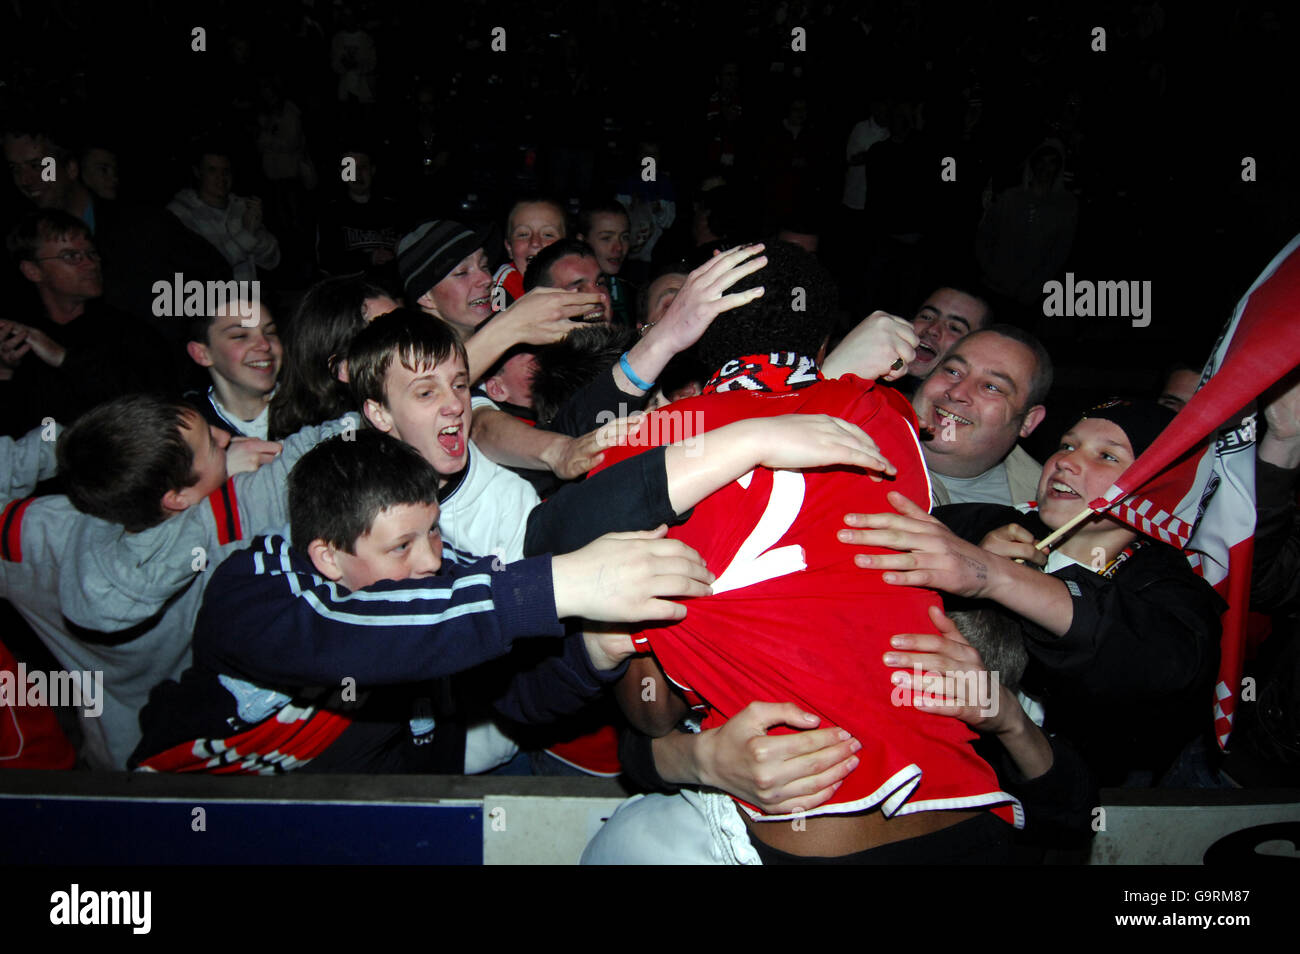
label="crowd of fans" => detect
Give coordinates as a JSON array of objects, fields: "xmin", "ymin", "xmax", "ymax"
[{"xmin": 1, "ymin": 1, "xmax": 1297, "ymax": 864}]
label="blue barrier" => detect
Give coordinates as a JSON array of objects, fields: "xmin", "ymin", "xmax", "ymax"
[{"xmin": 0, "ymin": 794, "xmax": 483, "ymax": 864}]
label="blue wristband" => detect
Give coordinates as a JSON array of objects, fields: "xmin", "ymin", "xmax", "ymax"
[{"xmin": 620, "ymin": 351, "xmax": 655, "ymax": 392}]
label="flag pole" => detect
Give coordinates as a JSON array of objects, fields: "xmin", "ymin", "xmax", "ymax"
[{"xmin": 1034, "ymin": 506, "xmax": 1095, "ymax": 551}]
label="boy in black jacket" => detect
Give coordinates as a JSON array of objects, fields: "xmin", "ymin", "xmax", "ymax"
[{"xmin": 130, "ymin": 430, "xmax": 713, "ymax": 774}]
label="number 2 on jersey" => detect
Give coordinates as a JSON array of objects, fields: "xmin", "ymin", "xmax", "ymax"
[{"xmin": 710, "ymin": 470, "xmax": 807, "ymax": 595}]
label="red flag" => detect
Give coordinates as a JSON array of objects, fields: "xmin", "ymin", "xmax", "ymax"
[{"xmin": 1087, "ymin": 234, "xmax": 1300, "ymax": 747}]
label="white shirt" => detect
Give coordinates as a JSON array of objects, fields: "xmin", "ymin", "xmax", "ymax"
[
  {"xmin": 930, "ymin": 463, "xmax": 1012, "ymax": 506},
  {"xmin": 209, "ymin": 389, "xmax": 270, "ymax": 440},
  {"xmin": 438, "ymin": 441, "xmax": 540, "ymax": 564}
]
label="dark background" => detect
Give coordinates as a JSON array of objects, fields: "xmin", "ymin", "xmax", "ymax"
[{"xmin": 1, "ymin": 0, "xmax": 1296, "ymax": 456}]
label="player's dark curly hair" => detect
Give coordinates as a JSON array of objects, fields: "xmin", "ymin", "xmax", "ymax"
[{"xmin": 691, "ymin": 239, "xmax": 838, "ymax": 376}]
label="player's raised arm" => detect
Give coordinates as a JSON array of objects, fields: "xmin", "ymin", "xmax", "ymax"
[
  {"xmin": 524, "ymin": 413, "xmax": 892, "ymax": 557},
  {"xmin": 614, "ymin": 244, "xmax": 768, "ymax": 396},
  {"xmin": 662, "ymin": 413, "xmax": 895, "ymax": 515}
]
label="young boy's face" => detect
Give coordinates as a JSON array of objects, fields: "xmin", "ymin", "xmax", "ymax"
[
  {"xmin": 582, "ymin": 211, "xmax": 630, "ymax": 275},
  {"xmin": 177, "ymin": 410, "xmax": 231, "ymax": 503},
  {"xmin": 506, "ymin": 202, "xmax": 565, "ymax": 274},
  {"xmin": 189, "ymin": 305, "xmax": 282, "ymax": 398},
  {"xmin": 326, "ymin": 502, "xmax": 442, "ymax": 591},
  {"xmin": 420, "ymin": 248, "xmax": 492, "ymax": 334},
  {"xmin": 1036, "ymin": 418, "xmax": 1134, "ymax": 533},
  {"xmin": 364, "ymin": 352, "xmax": 471, "ymax": 481},
  {"xmin": 485, "ymin": 351, "xmax": 538, "ymax": 408}
]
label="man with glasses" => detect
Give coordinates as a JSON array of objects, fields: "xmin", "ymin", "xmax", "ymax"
[
  {"xmin": 4, "ymin": 119, "xmax": 231, "ymax": 337},
  {"xmin": 1, "ymin": 210, "xmax": 176, "ymax": 436}
]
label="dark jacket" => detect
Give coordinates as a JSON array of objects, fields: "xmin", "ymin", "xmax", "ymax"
[
  {"xmin": 94, "ymin": 198, "xmax": 234, "ymax": 341},
  {"xmin": 131, "ymin": 536, "xmax": 617, "ymax": 773},
  {"xmin": 936, "ymin": 504, "xmax": 1225, "ymax": 785},
  {"xmin": 1251, "ymin": 459, "xmax": 1300, "ymax": 613},
  {"xmin": 0, "ymin": 297, "xmax": 179, "ymax": 437}
]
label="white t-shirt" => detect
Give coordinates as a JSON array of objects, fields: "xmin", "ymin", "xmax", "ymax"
[
  {"xmin": 210, "ymin": 390, "xmax": 271, "ymax": 440},
  {"xmin": 930, "ymin": 463, "xmax": 1012, "ymax": 506},
  {"xmin": 429, "ymin": 442, "xmax": 542, "ymax": 774},
  {"xmin": 438, "ymin": 441, "xmax": 540, "ymax": 564}
]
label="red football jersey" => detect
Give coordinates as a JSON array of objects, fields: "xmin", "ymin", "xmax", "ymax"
[
  {"xmin": 545, "ymin": 724, "xmax": 623, "ymax": 776},
  {"xmin": 594, "ymin": 367, "xmax": 1019, "ymax": 824}
]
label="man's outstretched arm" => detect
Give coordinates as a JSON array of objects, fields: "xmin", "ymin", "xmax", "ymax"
[{"xmin": 526, "ymin": 413, "xmax": 894, "ymax": 556}]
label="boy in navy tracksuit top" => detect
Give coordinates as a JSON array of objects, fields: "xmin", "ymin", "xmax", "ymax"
[{"xmin": 130, "ymin": 430, "xmax": 713, "ymax": 774}]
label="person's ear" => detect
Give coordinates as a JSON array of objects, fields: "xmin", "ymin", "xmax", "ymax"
[
  {"xmin": 161, "ymin": 477, "xmax": 205, "ymax": 515},
  {"xmin": 576, "ymin": 232, "xmax": 586, "ymax": 243},
  {"xmin": 307, "ymin": 539, "xmax": 344, "ymax": 581},
  {"xmin": 482, "ymin": 375, "xmax": 507, "ymax": 403},
  {"xmin": 416, "ymin": 290, "xmax": 439, "ymax": 314},
  {"xmin": 1020, "ymin": 404, "xmax": 1047, "ymax": 438},
  {"xmin": 186, "ymin": 339, "xmax": 214, "ymax": 368},
  {"xmin": 364, "ymin": 397, "xmax": 395, "ymax": 434},
  {"xmin": 334, "ymin": 357, "xmax": 349, "ymax": 383},
  {"xmin": 19, "ymin": 260, "xmax": 42, "ymax": 284}
]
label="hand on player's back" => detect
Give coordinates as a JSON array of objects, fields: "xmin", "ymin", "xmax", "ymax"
[
  {"xmin": 840, "ymin": 490, "xmax": 997, "ymax": 598},
  {"xmin": 695, "ymin": 702, "xmax": 861, "ymax": 815},
  {"xmin": 883, "ymin": 605, "xmax": 1010, "ymax": 732},
  {"xmin": 546, "ymin": 412, "xmax": 647, "ymax": 480},
  {"xmin": 552, "ymin": 525, "xmax": 714, "ymax": 622},
  {"xmin": 749, "ymin": 414, "xmax": 895, "ymax": 479}
]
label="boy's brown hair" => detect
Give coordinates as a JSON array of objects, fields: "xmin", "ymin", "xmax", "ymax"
[
  {"xmin": 58, "ymin": 395, "xmax": 203, "ymax": 532},
  {"xmin": 506, "ymin": 196, "xmax": 567, "ymax": 236},
  {"xmin": 346, "ymin": 308, "xmax": 469, "ymax": 410}
]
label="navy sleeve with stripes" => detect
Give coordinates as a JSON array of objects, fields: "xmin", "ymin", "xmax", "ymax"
[
  {"xmin": 195, "ymin": 537, "xmax": 563, "ymax": 688},
  {"xmin": 524, "ymin": 445, "xmax": 676, "ymax": 557}
]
